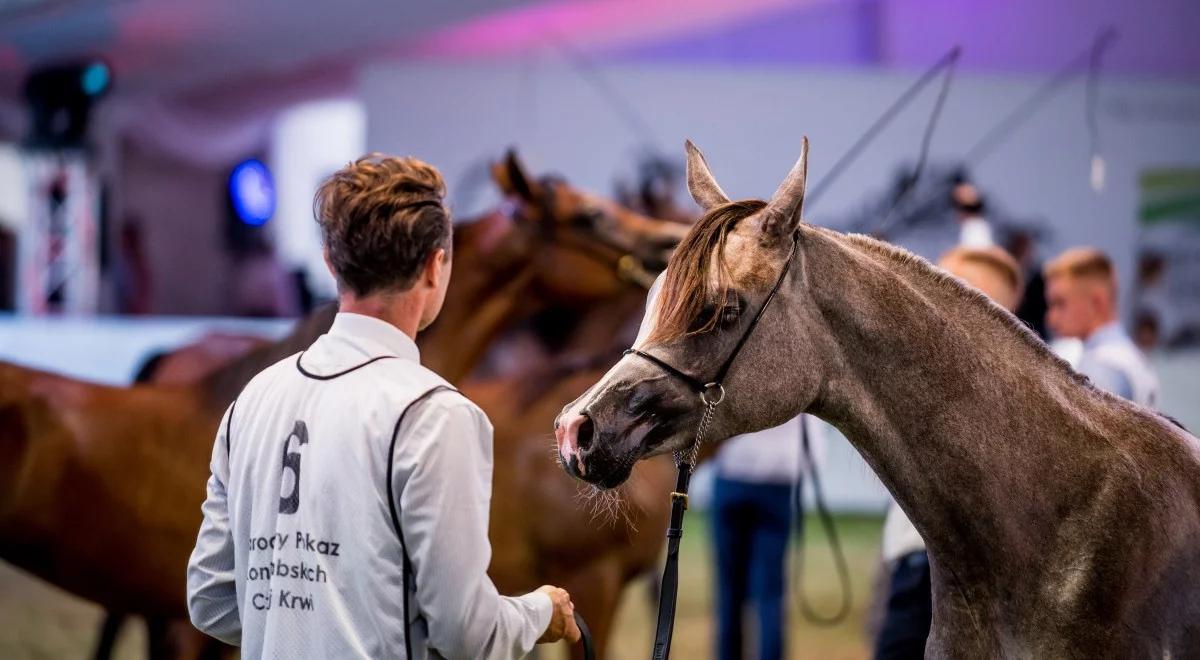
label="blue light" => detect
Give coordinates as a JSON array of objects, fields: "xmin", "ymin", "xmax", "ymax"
[
  {"xmin": 229, "ymin": 159, "xmax": 276, "ymax": 227},
  {"xmin": 81, "ymin": 62, "xmax": 110, "ymax": 96}
]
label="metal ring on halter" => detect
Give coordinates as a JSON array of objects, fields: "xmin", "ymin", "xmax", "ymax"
[{"xmin": 700, "ymin": 383, "xmax": 726, "ymax": 406}]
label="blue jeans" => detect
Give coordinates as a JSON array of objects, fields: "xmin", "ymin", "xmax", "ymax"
[
  {"xmin": 874, "ymin": 551, "xmax": 932, "ymax": 660},
  {"xmin": 711, "ymin": 476, "xmax": 796, "ymax": 660}
]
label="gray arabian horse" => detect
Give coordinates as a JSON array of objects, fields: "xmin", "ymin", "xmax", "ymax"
[{"xmin": 554, "ymin": 138, "xmax": 1200, "ymax": 658}]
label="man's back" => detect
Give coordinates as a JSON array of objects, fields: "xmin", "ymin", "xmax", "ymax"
[{"xmin": 188, "ymin": 313, "xmax": 552, "ymax": 659}]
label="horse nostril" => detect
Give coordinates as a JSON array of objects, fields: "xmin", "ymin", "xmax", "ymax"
[{"xmin": 576, "ymin": 415, "xmax": 595, "ymax": 452}]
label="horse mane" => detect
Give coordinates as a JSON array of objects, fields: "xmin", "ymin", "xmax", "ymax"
[
  {"xmin": 646, "ymin": 199, "xmax": 767, "ymax": 344},
  {"xmin": 832, "ymin": 229, "xmax": 1091, "ymax": 388},
  {"xmin": 197, "ymin": 303, "xmax": 338, "ymax": 410},
  {"xmin": 646, "ymin": 198, "xmax": 1092, "ymax": 392}
]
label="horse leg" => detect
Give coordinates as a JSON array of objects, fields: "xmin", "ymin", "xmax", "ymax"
[{"xmin": 91, "ymin": 611, "xmax": 125, "ymax": 660}]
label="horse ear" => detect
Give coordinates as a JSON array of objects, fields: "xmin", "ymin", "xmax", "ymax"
[
  {"xmin": 505, "ymin": 149, "xmax": 540, "ymax": 203},
  {"xmin": 685, "ymin": 139, "xmax": 730, "ymax": 211},
  {"xmin": 492, "ymin": 148, "xmax": 541, "ymax": 203},
  {"xmin": 760, "ymin": 137, "xmax": 809, "ymax": 239}
]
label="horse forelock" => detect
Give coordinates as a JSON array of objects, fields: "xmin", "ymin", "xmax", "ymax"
[{"xmin": 645, "ymin": 199, "xmax": 768, "ymax": 345}]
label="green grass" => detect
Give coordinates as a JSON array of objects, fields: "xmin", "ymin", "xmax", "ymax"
[
  {"xmin": 1, "ymin": 512, "xmax": 886, "ymax": 659},
  {"xmin": 602, "ymin": 511, "xmax": 885, "ymax": 660}
]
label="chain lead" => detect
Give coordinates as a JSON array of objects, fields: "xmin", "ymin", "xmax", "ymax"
[{"xmin": 675, "ymin": 398, "xmax": 719, "ymax": 470}]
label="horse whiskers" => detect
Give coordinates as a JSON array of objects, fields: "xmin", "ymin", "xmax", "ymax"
[
  {"xmin": 573, "ymin": 481, "xmax": 640, "ymax": 532},
  {"xmin": 541, "ymin": 436, "xmax": 642, "ymax": 530}
]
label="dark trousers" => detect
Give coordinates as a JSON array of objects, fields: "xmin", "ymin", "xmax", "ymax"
[
  {"xmin": 711, "ymin": 476, "xmax": 796, "ymax": 660},
  {"xmin": 874, "ymin": 551, "xmax": 933, "ymax": 660}
]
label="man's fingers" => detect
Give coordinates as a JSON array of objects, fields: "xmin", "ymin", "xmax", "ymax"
[{"xmin": 565, "ymin": 615, "xmax": 582, "ymax": 644}]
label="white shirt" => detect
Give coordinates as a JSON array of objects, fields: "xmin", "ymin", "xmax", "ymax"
[
  {"xmin": 714, "ymin": 415, "xmax": 827, "ymax": 484},
  {"xmin": 634, "ymin": 275, "xmax": 824, "ymax": 484},
  {"xmin": 187, "ymin": 312, "xmax": 551, "ymax": 659},
  {"xmin": 1078, "ymin": 321, "xmax": 1161, "ymax": 408},
  {"xmin": 958, "ymin": 216, "xmax": 994, "ymax": 249},
  {"xmin": 881, "ymin": 504, "xmax": 926, "ymax": 563}
]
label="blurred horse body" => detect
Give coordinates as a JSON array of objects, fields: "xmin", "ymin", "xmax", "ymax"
[{"xmin": 0, "ymin": 155, "xmax": 687, "ymax": 659}]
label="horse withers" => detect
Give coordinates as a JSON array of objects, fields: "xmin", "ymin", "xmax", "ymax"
[{"xmin": 555, "ymin": 138, "xmax": 1200, "ymax": 658}]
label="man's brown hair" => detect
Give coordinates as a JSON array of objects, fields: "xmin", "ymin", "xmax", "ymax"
[
  {"xmin": 315, "ymin": 153, "xmax": 452, "ymax": 297},
  {"xmin": 1043, "ymin": 247, "xmax": 1117, "ymax": 296}
]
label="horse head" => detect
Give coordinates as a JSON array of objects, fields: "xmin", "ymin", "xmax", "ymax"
[
  {"xmin": 553, "ymin": 138, "xmax": 826, "ymax": 488},
  {"xmin": 493, "ymin": 149, "xmax": 689, "ymax": 301}
]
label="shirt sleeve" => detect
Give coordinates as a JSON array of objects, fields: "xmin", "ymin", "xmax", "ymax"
[
  {"xmin": 395, "ymin": 395, "xmax": 552, "ymax": 660},
  {"xmin": 186, "ymin": 403, "xmax": 242, "ymax": 646}
]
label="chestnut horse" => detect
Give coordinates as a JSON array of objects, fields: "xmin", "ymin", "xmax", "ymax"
[
  {"xmin": 556, "ymin": 139, "xmax": 1200, "ymax": 658},
  {"xmin": 1, "ymin": 153, "xmax": 686, "ymax": 660}
]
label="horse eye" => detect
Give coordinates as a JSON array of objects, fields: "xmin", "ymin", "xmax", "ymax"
[
  {"xmin": 721, "ymin": 303, "xmax": 741, "ymax": 324},
  {"xmin": 688, "ymin": 304, "xmax": 717, "ymax": 333},
  {"xmin": 720, "ymin": 291, "xmax": 743, "ymax": 324}
]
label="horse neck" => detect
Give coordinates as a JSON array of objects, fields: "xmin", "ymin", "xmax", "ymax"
[
  {"xmin": 800, "ymin": 227, "xmax": 1112, "ymax": 575},
  {"xmin": 196, "ymin": 305, "xmax": 338, "ymax": 409},
  {"xmin": 418, "ymin": 230, "xmax": 537, "ymax": 384}
]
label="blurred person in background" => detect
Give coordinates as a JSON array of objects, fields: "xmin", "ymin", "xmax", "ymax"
[
  {"xmin": 228, "ymin": 234, "xmax": 300, "ymax": 318},
  {"xmin": 710, "ymin": 415, "xmax": 824, "ymax": 660},
  {"xmin": 1006, "ymin": 229, "xmax": 1049, "ymax": 339},
  {"xmin": 952, "ymin": 181, "xmax": 993, "ymax": 249},
  {"xmin": 875, "ymin": 246, "xmax": 1024, "ymax": 660},
  {"xmin": 114, "ymin": 215, "xmax": 154, "ymax": 315},
  {"xmin": 1133, "ymin": 252, "xmax": 1171, "ymax": 350},
  {"xmin": 1044, "ymin": 247, "xmax": 1160, "ymax": 408}
]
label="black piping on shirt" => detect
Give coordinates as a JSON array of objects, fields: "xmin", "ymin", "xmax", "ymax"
[{"xmin": 295, "ymin": 352, "xmax": 398, "ymax": 381}]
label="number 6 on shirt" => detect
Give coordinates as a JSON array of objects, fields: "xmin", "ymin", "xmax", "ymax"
[{"xmin": 280, "ymin": 420, "xmax": 308, "ymax": 514}]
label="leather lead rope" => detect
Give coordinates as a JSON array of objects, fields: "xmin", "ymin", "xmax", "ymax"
[{"xmin": 651, "ymin": 391, "xmax": 721, "ymax": 660}]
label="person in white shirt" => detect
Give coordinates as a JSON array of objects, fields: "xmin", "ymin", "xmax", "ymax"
[
  {"xmin": 952, "ymin": 181, "xmax": 994, "ymax": 249},
  {"xmin": 1044, "ymin": 247, "xmax": 1160, "ymax": 408},
  {"xmin": 876, "ymin": 246, "xmax": 1024, "ymax": 660},
  {"xmin": 186, "ymin": 154, "xmax": 579, "ymax": 659}
]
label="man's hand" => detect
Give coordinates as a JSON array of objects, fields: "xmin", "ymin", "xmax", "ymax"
[{"xmin": 535, "ymin": 585, "xmax": 581, "ymax": 644}]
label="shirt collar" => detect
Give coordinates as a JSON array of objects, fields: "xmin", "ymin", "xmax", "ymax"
[
  {"xmin": 1084, "ymin": 320, "xmax": 1125, "ymax": 349},
  {"xmin": 327, "ymin": 312, "xmax": 421, "ymax": 363}
]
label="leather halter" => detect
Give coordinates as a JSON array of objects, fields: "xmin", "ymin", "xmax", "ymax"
[{"xmin": 621, "ymin": 232, "xmax": 799, "ymax": 660}]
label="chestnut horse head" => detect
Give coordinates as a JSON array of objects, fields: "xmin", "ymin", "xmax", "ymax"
[{"xmin": 493, "ymin": 149, "xmax": 688, "ymax": 301}]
